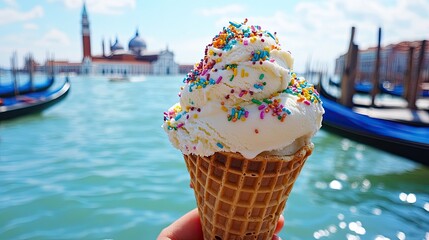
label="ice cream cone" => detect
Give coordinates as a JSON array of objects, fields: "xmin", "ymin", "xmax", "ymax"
[{"xmin": 183, "ymin": 143, "xmax": 314, "ymax": 240}]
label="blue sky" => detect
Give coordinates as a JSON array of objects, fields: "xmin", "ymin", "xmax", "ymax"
[{"xmin": 0, "ymin": 0, "xmax": 428, "ymax": 73}]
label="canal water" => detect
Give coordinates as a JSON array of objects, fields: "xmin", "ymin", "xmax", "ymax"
[{"xmin": 1, "ymin": 75, "xmax": 428, "ymax": 239}]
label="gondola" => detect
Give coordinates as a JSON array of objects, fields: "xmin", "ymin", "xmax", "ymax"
[
  {"xmin": 0, "ymin": 76, "xmax": 55, "ymax": 98},
  {"xmin": 379, "ymin": 82, "xmax": 429, "ymax": 97},
  {"xmin": 318, "ymin": 81, "xmax": 429, "ymax": 166},
  {"xmin": 0, "ymin": 77, "xmax": 70, "ymax": 121},
  {"xmin": 329, "ymin": 76, "xmax": 429, "ymax": 97},
  {"xmin": 328, "ymin": 77, "xmax": 374, "ymax": 94}
]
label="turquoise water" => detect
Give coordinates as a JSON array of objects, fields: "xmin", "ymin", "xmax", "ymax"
[{"xmin": 1, "ymin": 75, "xmax": 428, "ymax": 240}]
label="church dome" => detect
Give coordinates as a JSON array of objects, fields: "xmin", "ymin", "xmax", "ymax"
[
  {"xmin": 128, "ymin": 29, "xmax": 147, "ymax": 55},
  {"xmin": 111, "ymin": 37, "xmax": 124, "ymax": 51}
]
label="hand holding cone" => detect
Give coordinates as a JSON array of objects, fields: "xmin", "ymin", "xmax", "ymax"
[{"xmin": 184, "ymin": 143, "xmax": 314, "ymax": 240}]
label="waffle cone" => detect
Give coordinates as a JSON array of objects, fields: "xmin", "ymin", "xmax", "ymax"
[{"xmin": 183, "ymin": 143, "xmax": 314, "ymax": 240}]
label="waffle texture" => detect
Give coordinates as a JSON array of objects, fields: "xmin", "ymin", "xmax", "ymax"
[{"xmin": 184, "ymin": 143, "xmax": 314, "ymax": 240}]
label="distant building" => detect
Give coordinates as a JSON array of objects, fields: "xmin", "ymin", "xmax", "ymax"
[
  {"xmin": 37, "ymin": 3, "xmax": 184, "ymax": 76},
  {"xmin": 334, "ymin": 40, "xmax": 429, "ymax": 84},
  {"xmin": 81, "ymin": 4, "xmax": 91, "ymax": 60},
  {"xmin": 80, "ymin": 3, "xmax": 179, "ymax": 75},
  {"xmin": 179, "ymin": 64, "xmax": 194, "ymax": 74},
  {"xmin": 36, "ymin": 60, "xmax": 82, "ymax": 74}
]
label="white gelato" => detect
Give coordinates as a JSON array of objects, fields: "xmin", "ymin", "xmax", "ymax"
[{"xmin": 163, "ymin": 20, "xmax": 324, "ymax": 159}]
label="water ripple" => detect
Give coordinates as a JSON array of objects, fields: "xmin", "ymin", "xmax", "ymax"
[{"xmin": 1, "ymin": 75, "xmax": 428, "ymax": 240}]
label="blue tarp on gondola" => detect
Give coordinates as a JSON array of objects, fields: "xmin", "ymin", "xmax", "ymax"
[
  {"xmin": 322, "ymin": 97, "xmax": 429, "ymax": 145},
  {"xmin": 0, "ymin": 77, "xmax": 54, "ymax": 97}
]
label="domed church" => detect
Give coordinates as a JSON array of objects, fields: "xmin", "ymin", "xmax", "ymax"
[
  {"xmin": 128, "ymin": 30, "xmax": 147, "ymax": 55},
  {"xmin": 80, "ymin": 3, "xmax": 178, "ymax": 75}
]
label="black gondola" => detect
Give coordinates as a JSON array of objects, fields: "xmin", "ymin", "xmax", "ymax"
[
  {"xmin": 0, "ymin": 77, "xmax": 70, "ymax": 121},
  {"xmin": 318, "ymin": 81, "xmax": 429, "ymax": 166},
  {"xmin": 329, "ymin": 76, "xmax": 429, "ymax": 97},
  {"xmin": 328, "ymin": 77, "xmax": 373, "ymax": 94},
  {"xmin": 0, "ymin": 76, "xmax": 55, "ymax": 98}
]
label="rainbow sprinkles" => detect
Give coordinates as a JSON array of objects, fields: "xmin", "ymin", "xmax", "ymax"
[
  {"xmin": 164, "ymin": 19, "xmax": 322, "ymax": 133},
  {"xmin": 183, "ymin": 19, "xmax": 280, "ymax": 92}
]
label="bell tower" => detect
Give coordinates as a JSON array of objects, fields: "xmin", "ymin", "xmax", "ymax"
[{"xmin": 81, "ymin": 2, "xmax": 91, "ymax": 60}]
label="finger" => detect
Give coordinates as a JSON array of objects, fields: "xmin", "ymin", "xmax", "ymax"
[
  {"xmin": 274, "ymin": 214, "xmax": 285, "ymax": 234},
  {"xmin": 157, "ymin": 208, "xmax": 203, "ymax": 240},
  {"xmin": 272, "ymin": 235, "xmax": 282, "ymax": 240}
]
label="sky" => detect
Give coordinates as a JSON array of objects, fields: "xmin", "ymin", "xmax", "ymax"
[{"xmin": 0, "ymin": 0, "xmax": 428, "ymax": 73}]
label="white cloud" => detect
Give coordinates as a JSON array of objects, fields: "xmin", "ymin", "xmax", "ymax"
[
  {"xmin": 23, "ymin": 23, "xmax": 39, "ymax": 30},
  {"xmin": 161, "ymin": 0, "xmax": 429, "ymax": 73},
  {"xmin": 51, "ymin": 0, "xmax": 136, "ymax": 15},
  {"xmin": 197, "ymin": 4, "xmax": 246, "ymax": 17},
  {"xmin": 246, "ymin": 0, "xmax": 429, "ymax": 73},
  {"xmin": 0, "ymin": 5, "xmax": 44, "ymax": 25},
  {"xmin": 170, "ymin": 36, "xmax": 210, "ymax": 65},
  {"xmin": 36, "ymin": 29, "xmax": 71, "ymax": 47},
  {"xmin": 0, "ymin": 29, "xmax": 76, "ymax": 68},
  {"xmin": 4, "ymin": 0, "xmax": 18, "ymax": 7},
  {"xmin": 90, "ymin": 0, "xmax": 135, "ymax": 14}
]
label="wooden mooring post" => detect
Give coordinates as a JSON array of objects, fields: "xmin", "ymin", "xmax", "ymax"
[
  {"xmin": 404, "ymin": 47, "xmax": 414, "ymax": 105},
  {"xmin": 370, "ymin": 28, "xmax": 382, "ymax": 107},
  {"xmin": 406, "ymin": 40, "xmax": 426, "ymax": 110},
  {"xmin": 28, "ymin": 54, "xmax": 35, "ymax": 92},
  {"xmin": 11, "ymin": 52, "xmax": 19, "ymax": 96},
  {"xmin": 340, "ymin": 27, "xmax": 358, "ymax": 108}
]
